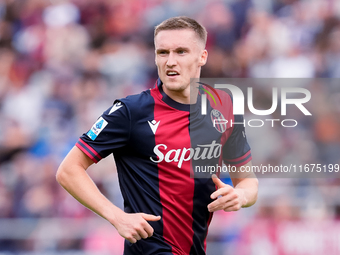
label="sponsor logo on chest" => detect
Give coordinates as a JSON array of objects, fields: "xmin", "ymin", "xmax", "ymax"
[{"xmin": 150, "ymin": 140, "xmax": 222, "ymax": 168}]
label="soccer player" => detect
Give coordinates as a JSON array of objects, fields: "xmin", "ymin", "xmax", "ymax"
[{"xmin": 56, "ymin": 16, "xmax": 258, "ymax": 255}]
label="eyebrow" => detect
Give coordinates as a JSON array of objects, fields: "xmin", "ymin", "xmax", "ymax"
[
  {"xmin": 156, "ymin": 49, "xmax": 169, "ymax": 54},
  {"xmin": 156, "ymin": 47, "xmax": 190, "ymax": 54},
  {"xmin": 176, "ymin": 47, "xmax": 190, "ymax": 52}
]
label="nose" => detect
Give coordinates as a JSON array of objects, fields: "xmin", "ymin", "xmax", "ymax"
[{"xmin": 166, "ymin": 52, "xmax": 177, "ymax": 67}]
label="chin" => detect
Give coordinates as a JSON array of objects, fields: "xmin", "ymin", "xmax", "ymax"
[
  {"xmin": 164, "ymin": 83, "xmax": 186, "ymax": 92},
  {"xmin": 163, "ymin": 79, "xmax": 188, "ymax": 91}
]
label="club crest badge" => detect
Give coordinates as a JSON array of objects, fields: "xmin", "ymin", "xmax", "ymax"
[{"xmin": 210, "ymin": 109, "xmax": 227, "ymax": 133}]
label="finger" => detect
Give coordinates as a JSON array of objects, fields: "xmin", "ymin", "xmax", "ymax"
[
  {"xmin": 133, "ymin": 233, "xmax": 141, "ymax": 241},
  {"xmin": 211, "ymin": 185, "xmax": 234, "ymax": 199},
  {"xmin": 141, "ymin": 213, "xmax": 161, "ymax": 222},
  {"xmin": 222, "ymin": 197, "xmax": 242, "ymax": 211},
  {"xmin": 211, "ymin": 174, "xmax": 225, "ymax": 189},
  {"xmin": 143, "ymin": 222, "xmax": 155, "ymax": 237},
  {"xmin": 208, "ymin": 197, "xmax": 239, "ymax": 212},
  {"xmin": 137, "ymin": 228, "xmax": 149, "ymax": 239},
  {"xmin": 223, "ymin": 202, "xmax": 242, "ymax": 212},
  {"xmin": 208, "ymin": 195, "xmax": 235, "ymax": 212},
  {"xmin": 207, "ymin": 203, "xmax": 222, "ymax": 212},
  {"xmin": 208, "ymin": 194, "xmax": 233, "ymax": 209},
  {"xmin": 128, "ymin": 236, "xmax": 137, "ymax": 243}
]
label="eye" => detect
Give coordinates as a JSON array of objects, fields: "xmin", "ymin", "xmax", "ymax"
[
  {"xmin": 178, "ymin": 50, "xmax": 186, "ymax": 54},
  {"xmin": 158, "ymin": 50, "xmax": 168, "ymax": 55}
]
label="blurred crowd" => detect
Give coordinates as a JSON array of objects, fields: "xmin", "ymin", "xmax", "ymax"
[{"xmin": 0, "ymin": 0, "xmax": 340, "ymax": 254}]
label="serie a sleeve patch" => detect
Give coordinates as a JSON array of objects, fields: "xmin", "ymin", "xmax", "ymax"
[{"xmin": 86, "ymin": 117, "xmax": 108, "ymax": 140}]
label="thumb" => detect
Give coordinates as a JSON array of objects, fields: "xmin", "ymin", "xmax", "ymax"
[
  {"xmin": 211, "ymin": 174, "xmax": 225, "ymax": 189},
  {"xmin": 141, "ymin": 213, "xmax": 161, "ymax": 222}
]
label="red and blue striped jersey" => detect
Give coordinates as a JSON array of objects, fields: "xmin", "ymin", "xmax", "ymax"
[{"xmin": 76, "ymin": 79, "xmax": 252, "ymax": 255}]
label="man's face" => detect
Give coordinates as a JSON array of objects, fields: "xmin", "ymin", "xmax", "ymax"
[{"xmin": 154, "ymin": 29, "xmax": 207, "ymax": 93}]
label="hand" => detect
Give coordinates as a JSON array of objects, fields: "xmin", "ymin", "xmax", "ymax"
[
  {"xmin": 113, "ymin": 212, "xmax": 161, "ymax": 243},
  {"xmin": 207, "ymin": 174, "xmax": 247, "ymax": 212}
]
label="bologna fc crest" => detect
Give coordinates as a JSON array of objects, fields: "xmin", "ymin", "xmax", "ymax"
[{"xmin": 210, "ymin": 109, "xmax": 227, "ymax": 133}]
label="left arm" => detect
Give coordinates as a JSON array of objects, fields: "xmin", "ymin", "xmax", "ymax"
[{"xmin": 207, "ymin": 161, "xmax": 258, "ymax": 212}]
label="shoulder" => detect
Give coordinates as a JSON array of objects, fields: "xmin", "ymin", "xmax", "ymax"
[
  {"xmin": 114, "ymin": 88, "xmax": 155, "ymax": 118},
  {"xmin": 117, "ymin": 89, "xmax": 153, "ymax": 108}
]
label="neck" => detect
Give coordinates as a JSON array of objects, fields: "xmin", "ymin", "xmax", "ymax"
[{"xmin": 162, "ymin": 84, "xmax": 199, "ymax": 105}]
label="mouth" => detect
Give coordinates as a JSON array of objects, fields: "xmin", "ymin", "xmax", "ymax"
[{"xmin": 166, "ymin": 70, "xmax": 180, "ymax": 77}]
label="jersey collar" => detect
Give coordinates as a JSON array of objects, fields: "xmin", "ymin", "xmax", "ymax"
[{"xmin": 157, "ymin": 78, "xmax": 191, "ymax": 112}]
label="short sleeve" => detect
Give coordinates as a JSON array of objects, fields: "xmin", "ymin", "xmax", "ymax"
[
  {"xmin": 76, "ymin": 101, "xmax": 130, "ymax": 163},
  {"xmin": 223, "ymin": 114, "xmax": 252, "ymax": 166}
]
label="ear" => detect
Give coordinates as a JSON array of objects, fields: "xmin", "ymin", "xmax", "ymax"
[
  {"xmin": 198, "ymin": 49, "xmax": 208, "ymax": 67},
  {"xmin": 155, "ymin": 51, "xmax": 158, "ymax": 66}
]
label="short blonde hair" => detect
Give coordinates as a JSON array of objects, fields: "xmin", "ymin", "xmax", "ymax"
[{"xmin": 154, "ymin": 16, "xmax": 207, "ymax": 47}]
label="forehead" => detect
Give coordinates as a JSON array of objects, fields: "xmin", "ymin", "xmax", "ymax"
[{"xmin": 154, "ymin": 29, "xmax": 201, "ymax": 50}]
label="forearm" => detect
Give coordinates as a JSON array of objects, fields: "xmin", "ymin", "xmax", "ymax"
[
  {"xmin": 56, "ymin": 146, "xmax": 161, "ymax": 243},
  {"xmin": 57, "ymin": 157, "xmax": 123, "ymax": 225},
  {"xmin": 231, "ymin": 161, "xmax": 259, "ymax": 208},
  {"xmin": 234, "ymin": 177, "xmax": 258, "ymax": 207}
]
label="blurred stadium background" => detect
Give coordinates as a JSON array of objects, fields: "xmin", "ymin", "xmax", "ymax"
[{"xmin": 0, "ymin": 0, "xmax": 340, "ymax": 254}]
